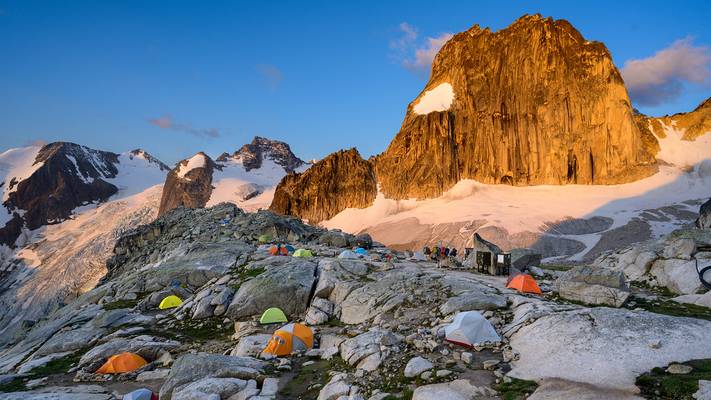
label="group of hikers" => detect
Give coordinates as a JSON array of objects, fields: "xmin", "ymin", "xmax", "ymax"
[{"xmin": 423, "ymin": 244, "xmax": 458, "ymax": 262}]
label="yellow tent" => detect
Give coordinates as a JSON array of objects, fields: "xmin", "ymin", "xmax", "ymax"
[
  {"xmin": 262, "ymin": 323, "xmax": 314, "ymax": 357},
  {"xmin": 96, "ymin": 352, "xmax": 147, "ymax": 374},
  {"xmin": 159, "ymin": 295, "xmax": 183, "ymax": 309},
  {"xmin": 292, "ymin": 249, "xmax": 313, "ymax": 258}
]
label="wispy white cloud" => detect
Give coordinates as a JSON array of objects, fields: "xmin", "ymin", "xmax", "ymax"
[
  {"xmin": 389, "ymin": 22, "xmax": 452, "ymax": 75},
  {"xmin": 256, "ymin": 64, "xmax": 283, "ymax": 92},
  {"xmin": 24, "ymin": 139, "xmax": 47, "ymax": 147},
  {"xmin": 621, "ymin": 37, "xmax": 710, "ymax": 106},
  {"xmin": 147, "ymin": 115, "xmax": 220, "ymax": 138}
]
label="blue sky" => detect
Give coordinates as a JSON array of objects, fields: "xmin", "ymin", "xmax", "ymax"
[{"xmin": 0, "ymin": 0, "xmax": 709, "ymax": 164}]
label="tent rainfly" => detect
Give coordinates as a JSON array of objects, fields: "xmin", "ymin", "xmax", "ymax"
[{"xmin": 444, "ymin": 311, "xmax": 501, "ymax": 348}]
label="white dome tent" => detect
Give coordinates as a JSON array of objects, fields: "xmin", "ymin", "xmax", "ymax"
[{"xmin": 444, "ymin": 311, "xmax": 500, "ymax": 347}]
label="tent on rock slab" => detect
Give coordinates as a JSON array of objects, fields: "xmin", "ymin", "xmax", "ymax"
[
  {"xmin": 159, "ymin": 294, "xmax": 183, "ymax": 309},
  {"xmin": 293, "ymin": 249, "xmax": 313, "ymax": 258},
  {"xmin": 262, "ymin": 323, "xmax": 314, "ymax": 356},
  {"xmin": 96, "ymin": 352, "xmax": 148, "ymax": 374},
  {"xmin": 338, "ymin": 250, "xmax": 359, "ymax": 259},
  {"xmin": 445, "ymin": 311, "xmax": 500, "ymax": 348},
  {"xmin": 260, "ymin": 307, "xmax": 288, "ymax": 324},
  {"xmin": 123, "ymin": 389, "xmax": 158, "ymax": 400},
  {"xmin": 507, "ymin": 274, "xmax": 542, "ymax": 295}
]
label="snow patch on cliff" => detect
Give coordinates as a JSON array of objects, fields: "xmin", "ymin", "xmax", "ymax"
[
  {"xmin": 177, "ymin": 153, "xmax": 207, "ymax": 179},
  {"xmin": 413, "ymin": 83, "xmax": 454, "ymax": 115},
  {"xmin": 0, "ymin": 146, "xmax": 44, "ymax": 203},
  {"xmin": 656, "ymin": 120, "xmax": 711, "ymax": 168}
]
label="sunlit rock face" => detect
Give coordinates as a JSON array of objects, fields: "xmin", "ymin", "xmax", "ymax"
[
  {"xmin": 270, "ymin": 148, "xmax": 377, "ymax": 224},
  {"xmin": 375, "ymin": 14, "xmax": 657, "ymax": 200}
]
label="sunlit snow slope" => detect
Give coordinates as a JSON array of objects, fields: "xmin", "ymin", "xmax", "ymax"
[
  {"xmin": 0, "ymin": 146, "xmax": 168, "ymax": 344},
  {"xmin": 208, "ymin": 156, "xmax": 309, "ymax": 212},
  {"xmin": 324, "ymin": 121, "xmax": 711, "ymax": 261}
]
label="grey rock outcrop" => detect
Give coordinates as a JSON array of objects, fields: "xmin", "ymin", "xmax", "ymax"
[
  {"xmin": 270, "ymin": 148, "xmax": 377, "ymax": 224},
  {"xmin": 158, "ymin": 152, "xmax": 217, "ymax": 217},
  {"xmin": 404, "ymin": 356, "xmax": 434, "ymax": 378},
  {"xmin": 697, "ymin": 198, "xmax": 711, "ymax": 229},
  {"xmin": 159, "ymin": 353, "xmax": 266, "ymax": 400},
  {"xmin": 340, "ymin": 330, "xmax": 401, "ymax": 371},
  {"xmin": 556, "ymin": 266, "xmax": 630, "ymax": 307},
  {"xmin": 226, "ymin": 260, "xmax": 317, "ymax": 319},
  {"xmin": 509, "ymin": 307, "xmax": 711, "ymax": 391}
]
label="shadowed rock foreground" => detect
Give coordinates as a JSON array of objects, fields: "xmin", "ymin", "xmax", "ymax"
[{"xmin": 1, "ymin": 203, "xmax": 711, "ymax": 399}]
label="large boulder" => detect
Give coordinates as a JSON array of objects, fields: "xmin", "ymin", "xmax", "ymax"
[
  {"xmin": 78, "ymin": 336, "xmax": 180, "ymax": 372},
  {"xmin": 510, "ymin": 248, "xmax": 542, "ymax": 271},
  {"xmin": 508, "ymin": 307, "xmax": 711, "ymax": 392},
  {"xmin": 439, "ymin": 292, "xmax": 507, "ymax": 315},
  {"xmin": 338, "ymin": 269, "xmax": 433, "ymax": 324},
  {"xmin": 230, "ymin": 334, "xmax": 272, "ymax": 357},
  {"xmin": 159, "ymin": 353, "xmax": 266, "ymax": 400},
  {"xmin": 317, "ymin": 373, "xmax": 354, "ymax": 400},
  {"xmin": 33, "ymin": 327, "xmax": 105, "ymax": 357},
  {"xmin": 556, "ymin": 266, "xmax": 630, "ymax": 307},
  {"xmin": 697, "ymin": 198, "xmax": 711, "ymax": 229},
  {"xmin": 226, "ymin": 260, "xmax": 317, "ymax": 319},
  {"xmin": 412, "ymin": 379, "xmax": 494, "ymax": 400},
  {"xmin": 339, "ymin": 330, "xmax": 401, "ymax": 371},
  {"xmin": 172, "ymin": 377, "xmax": 250, "ymax": 400},
  {"xmin": 650, "ymin": 258, "xmax": 704, "ymax": 295},
  {"xmin": 305, "ymin": 297, "xmax": 336, "ymax": 325},
  {"xmin": 404, "ymin": 356, "xmax": 434, "ymax": 378},
  {"xmin": 662, "ymin": 238, "xmax": 696, "ymax": 260}
]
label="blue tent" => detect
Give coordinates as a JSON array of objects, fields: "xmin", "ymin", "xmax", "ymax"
[{"xmin": 354, "ymin": 247, "xmax": 368, "ymax": 256}]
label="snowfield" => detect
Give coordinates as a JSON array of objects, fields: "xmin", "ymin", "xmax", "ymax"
[
  {"xmin": 413, "ymin": 83, "xmax": 454, "ymax": 115},
  {"xmin": 0, "ymin": 145, "xmax": 44, "ymax": 204},
  {"xmin": 208, "ymin": 157, "xmax": 309, "ymax": 212},
  {"xmin": 324, "ymin": 121, "xmax": 711, "ymax": 260}
]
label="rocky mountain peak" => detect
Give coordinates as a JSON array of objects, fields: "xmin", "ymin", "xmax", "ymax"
[
  {"xmin": 270, "ymin": 148, "xmax": 377, "ymax": 223},
  {"xmin": 35, "ymin": 141, "xmax": 120, "ymax": 182},
  {"xmin": 1, "ymin": 142, "xmax": 131, "ymax": 246},
  {"xmin": 375, "ymin": 14, "xmax": 657, "ymax": 200},
  {"xmin": 158, "ymin": 152, "xmax": 217, "ymax": 217},
  {"xmin": 641, "ymin": 96, "xmax": 711, "ymax": 141},
  {"xmin": 216, "ymin": 136, "xmax": 304, "ymax": 173},
  {"xmin": 129, "ymin": 149, "xmax": 170, "ymax": 171},
  {"xmin": 270, "ymin": 14, "xmax": 661, "ymax": 224}
]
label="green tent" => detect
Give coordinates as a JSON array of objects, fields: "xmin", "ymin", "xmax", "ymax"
[
  {"xmin": 258, "ymin": 234, "xmax": 273, "ymax": 244},
  {"xmin": 293, "ymin": 249, "xmax": 313, "ymax": 258},
  {"xmin": 260, "ymin": 307, "xmax": 288, "ymax": 324}
]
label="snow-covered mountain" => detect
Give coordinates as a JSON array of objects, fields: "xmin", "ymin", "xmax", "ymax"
[
  {"xmin": 0, "ymin": 142, "xmax": 169, "ymax": 343},
  {"xmin": 323, "ymin": 114, "xmax": 711, "ymax": 262},
  {"xmin": 158, "ymin": 137, "xmax": 308, "ymax": 216},
  {"xmin": 0, "ymin": 136, "xmax": 309, "ymax": 343},
  {"xmin": 0, "ymin": 142, "xmax": 169, "ymax": 247}
]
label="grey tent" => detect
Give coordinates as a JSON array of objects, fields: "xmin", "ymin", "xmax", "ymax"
[
  {"xmin": 338, "ymin": 250, "xmax": 359, "ymax": 259},
  {"xmin": 444, "ymin": 311, "xmax": 500, "ymax": 347},
  {"xmin": 123, "ymin": 389, "xmax": 157, "ymax": 400}
]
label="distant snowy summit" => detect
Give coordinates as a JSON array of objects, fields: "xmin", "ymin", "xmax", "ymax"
[
  {"xmin": 158, "ymin": 136, "xmax": 307, "ymax": 217},
  {"xmin": 0, "ymin": 142, "xmax": 168, "ymax": 247},
  {"xmin": 216, "ymin": 136, "xmax": 305, "ymax": 173}
]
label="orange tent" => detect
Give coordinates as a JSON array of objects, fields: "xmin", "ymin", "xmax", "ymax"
[
  {"xmin": 263, "ymin": 323, "xmax": 313, "ymax": 356},
  {"xmin": 96, "ymin": 352, "xmax": 148, "ymax": 374},
  {"xmin": 269, "ymin": 245, "xmax": 288, "ymax": 256},
  {"xmin": 506, "ymin": 274, "xmax": 542, "ymax": 295}
]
